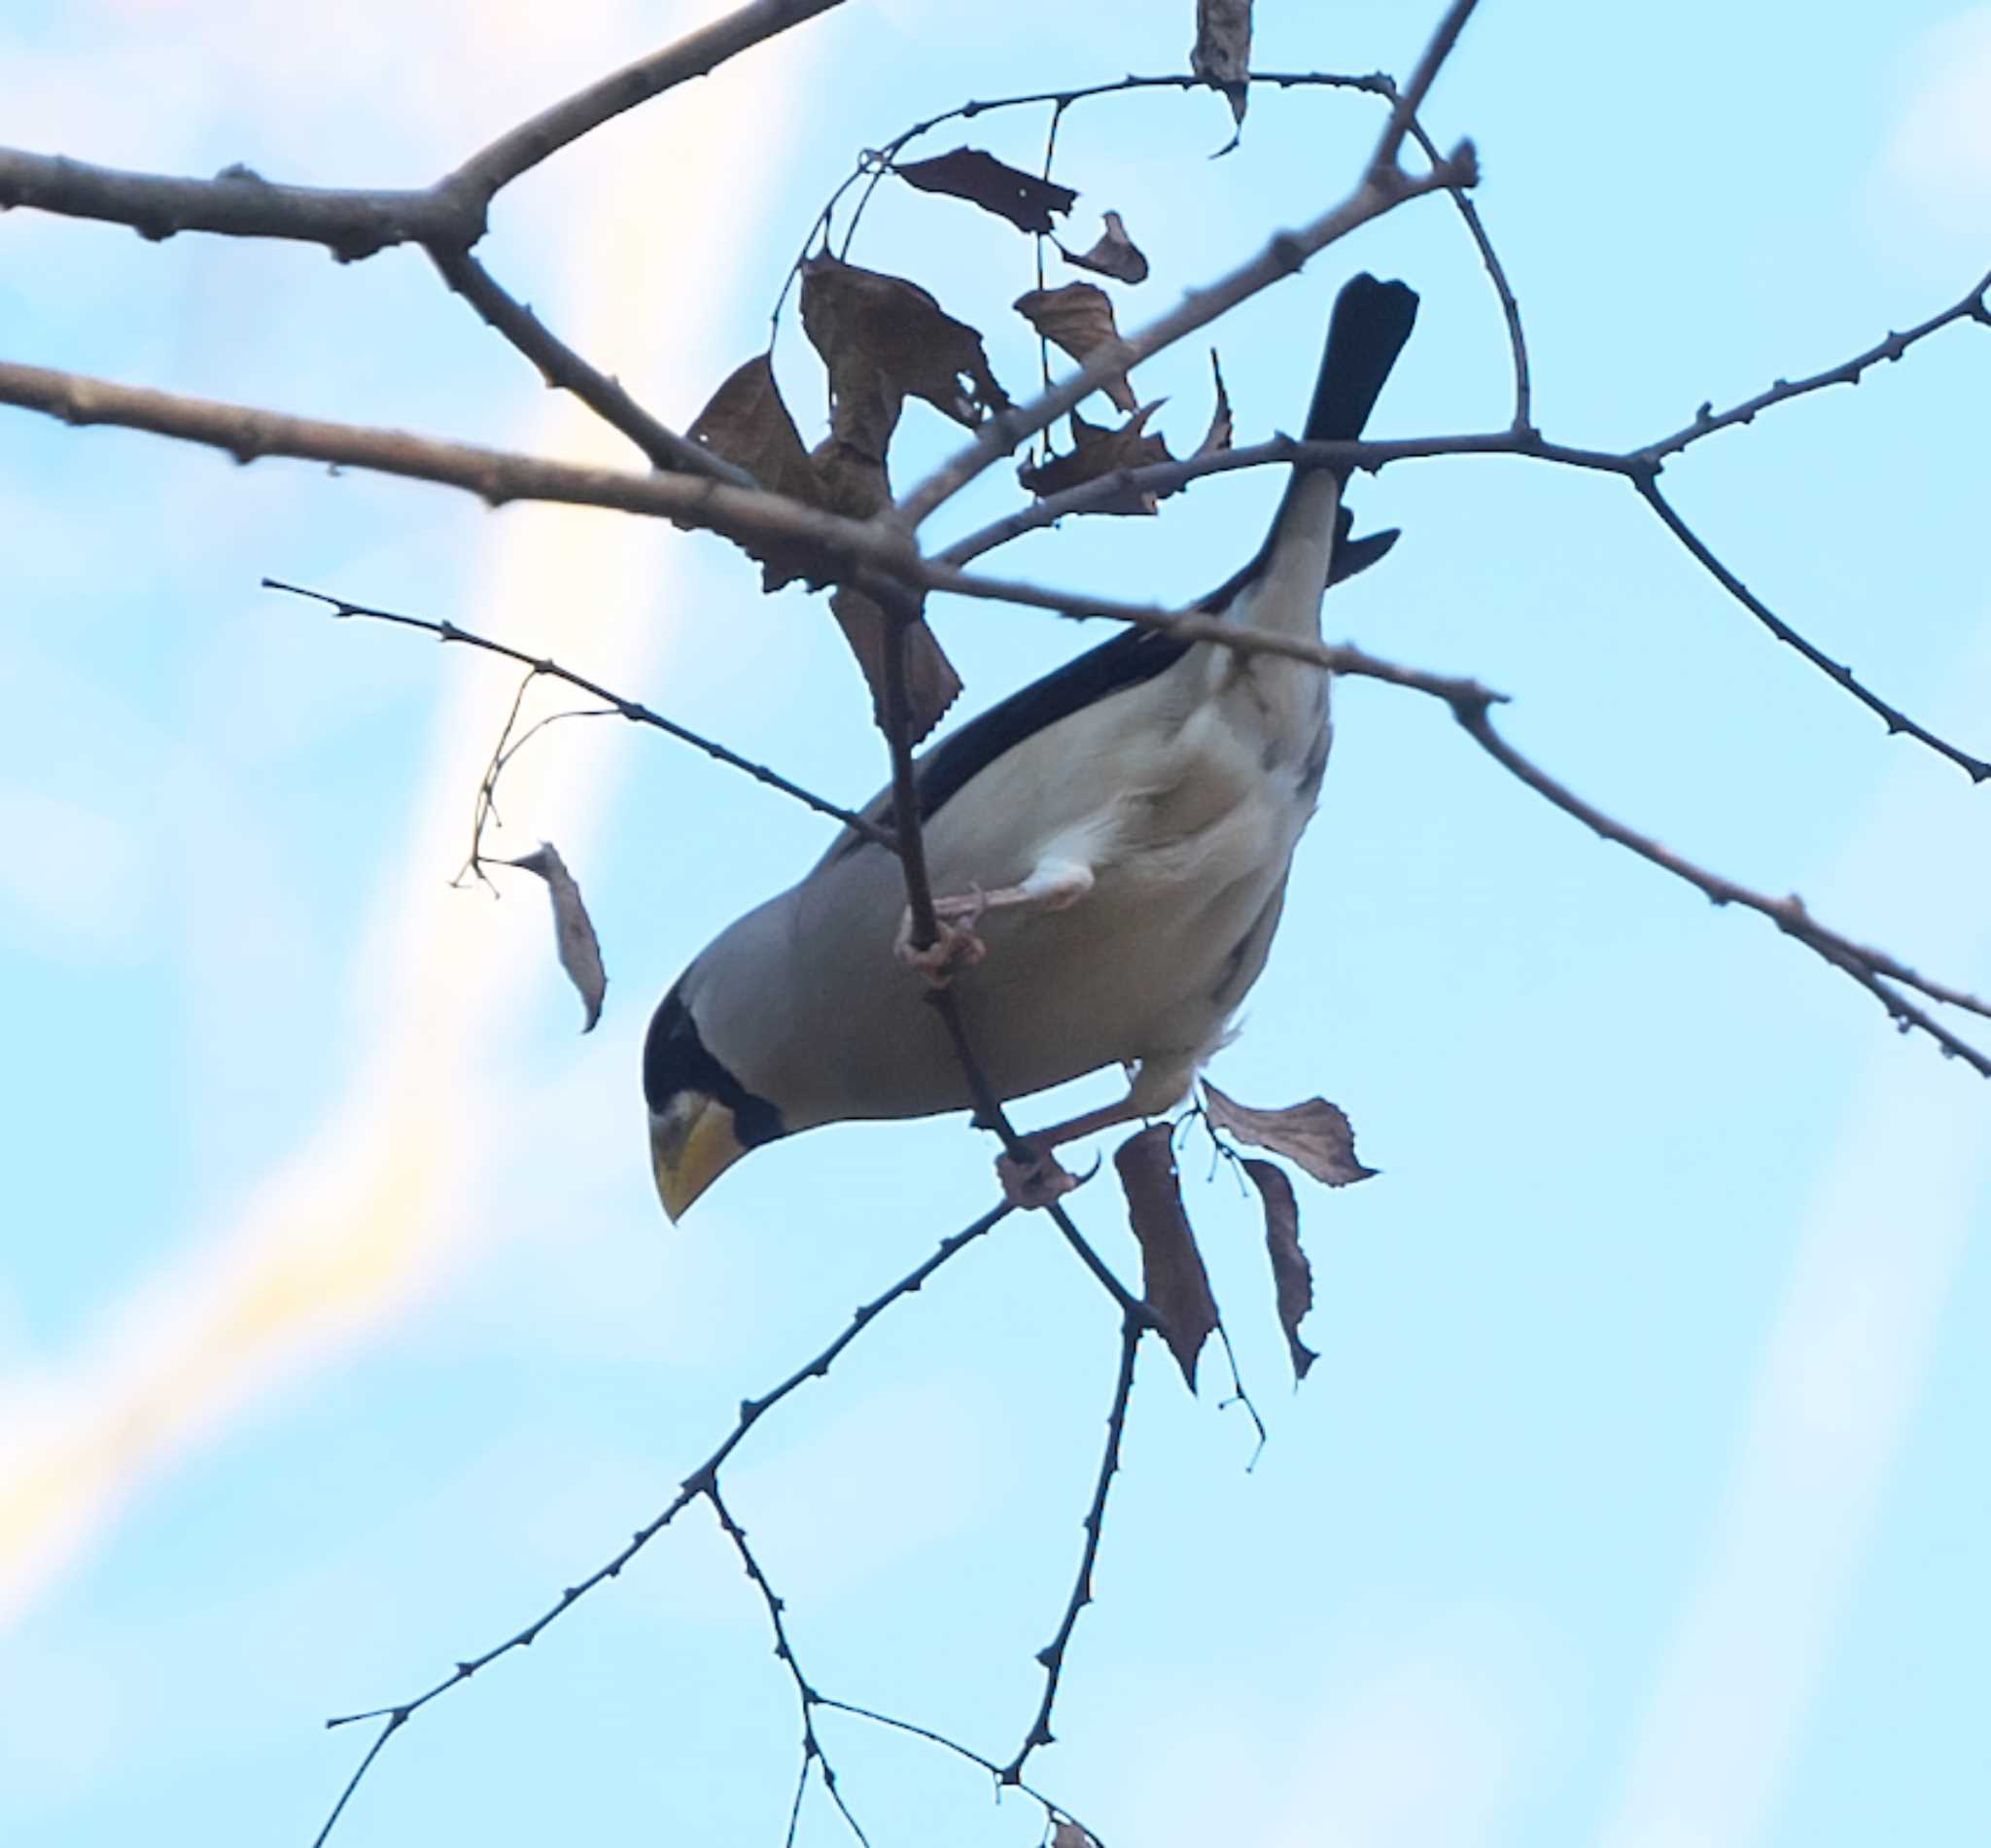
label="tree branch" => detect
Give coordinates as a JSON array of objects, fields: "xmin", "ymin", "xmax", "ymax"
[
  {"xmin": 1005, "ymin": 1312, "xmax": 1142, "ymax": 1782},
  {"xmin": 313, "ymin": 1202, "xmax": 1011, "ymax": 1846},
  {"xmin": 425, "ymin": 244, "xmax": 751, "ymax": 482},
  {"xmin": 1633, "ymin": 478, "xmax": 1991, "ymax": 784},
  {"xmin": 262, "ymin": 579, "xmax": 897, "ymax": 848},
  {"xmin": 0, "ymin": 148, "xmax": 471, "ymax": 260},
  {"xmin": 441, "ymin": 0, "xmax": 851, "ymax": 205},
  {"xmin": 0, "ymin": 0, "xmax": 850, "ymax": 259},
  {"xmin": 1635, "ymin": 265, "xmax": 1991, "ymax": 466}
]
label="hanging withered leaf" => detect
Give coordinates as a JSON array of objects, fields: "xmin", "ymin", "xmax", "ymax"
[
  {"xmin": 1114, "ymin": 1123, "xmax": 1218, "ymax": 1389},
  {"xmin": 686, "ymin": 355, "xmax": 832, "ymax": 591},
  {"xmin": 1014, "ymin": 282, "xmax": 1137, "ymax": 414},
  {"xmin": 1060, "ymin": 209, "xmax": 1150, "ymax": 285},
  {"xmin": 894, "ymin": 146, "xmax": 1077, "ymax": 235},
  {"xmin": 505, "ymin": 842, "xmax": 606, "ymax": 1032},
  {"xmin": 1241, "ymin": 1158, "xmax": 1316, "ymax": 1380},
  {"xmin": 809, "ymin": 435, "xmax": 960, "ymax": 743},
  {"xmin": 828, "ymin": 584, "xmax": 961, "ymax": 744},
  {"xmin": 801, "ymin": 254, "xmax": 1009, "ymax": 443},
  {"xmin": 1196, "ymin": 349, "xmax": 1233, "ymax": 459},
  {"xmin": 1019, "ymin": 401, "xmax": 1172, "ymax": 513},
  {"xmin": 1203, "ymin": 1080, "xmax": 1377, "ymax": 1187},
  {"xmin": 1192, "ymin": 0, "xmax": 1253, "ymax": 133},
  {"xmin": 686, "ymin": 354, "xmax": 819, "ymax": 502}
]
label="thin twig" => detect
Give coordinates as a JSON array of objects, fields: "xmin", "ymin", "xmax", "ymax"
[
  {"xmin": 872, "ymin": 586, "xmax": 1150, "ymax": 1321},
  {"xmin": 702, "ymin": 1480, "xmax": 871, "ymax": 1848},
  {"xmin": 1422, "ymin": 689, "xmax": 1991, "ymax": 1074},
  {"xmin": 263, "ymin": 579, "xmax": 897, "ymax": 848},
  {"xmin": 1004, "ymin": 1312, "xmax": 1142, "ymax": 1782},
  {"xmin": 1633, "ymin": 478, "xmax": 1991, "ymax": 784},
  {"xmin": 813, "ymin": 1696, "xmax": 1101, "ymax": 1843},
  {"xmin": 312, "ymin": 1203, "xmax": 1011, "ymax": 1843},
  {"xmin": 1635, "ymin": 266, "xmax": 1991, "ymax": 465},
  {"xmin": 1388, "ymin": 85, "xmax": 1530, "ymax": 428}
]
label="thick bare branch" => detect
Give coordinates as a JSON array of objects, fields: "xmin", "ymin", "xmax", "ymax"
[
  {"xmin": 442, "ymin": 0, "xmax": 850, "ymax": 203},
  {"xmin": 1, "ymin": 0, "xmax": 849, "ymax": 261},
  {"xmin": 0, "ymin": 148, "xmax": 471, "ymax": 260},
  {"xmin": 1366, "ymin": 0, "xmax": 1479, "ymax": 179},
  {"xmin": 426, "ymin": 245, "xmax": 751, "ymax": 482},
  {"xmin": 0, "ymin": 358, "xmax": 922, "ymax": 576}
]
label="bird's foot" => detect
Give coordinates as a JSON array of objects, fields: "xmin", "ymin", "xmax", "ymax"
[
  {"xmin": 894, "ymin": 910, "xmax": 987, "ymax": 987},
  {"xmin": 996, "ymin": 1143, "xmax": 1081, "ymax": 1209}
]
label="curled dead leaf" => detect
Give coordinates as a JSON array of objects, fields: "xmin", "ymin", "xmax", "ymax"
[
  {"xmin": 1014, "ymin": 282, "xmax": 1137, "ymax": 414},
  {"xmin": 894, "ymin": 146, "xmax": 1076, "ymax": 235},
  {"xmin": 1196, "ymin": 349, "xmax": 1234, "ymax": 459},
  {"xmin": 1114, "ymin": 1123, "xmax": 1218, "ymax": 1389},
  {"xmin": 829, "ymin": 585, "xmax": 961, "ymax": 744},
  {"xmin": 1241, "ymin": 1158, "xmax": 1316, "ymax": 1381},
  {"xmin": 684, "ymin": 353, "xmax": 961, "ymax": 735},
  {"xmin": 1019, "ymin": 401, "xmax": 1172, "ymax": 513},
  {"xmin": 801, "ymin": 254, "xmax": 1008, "ymax": 445},
  {"xmin": 1060, "ymin": 209, "xmax": 1150, "ymax": 285},
  {"xmin": 686, "ymin": 356, "xmax": 830, "ymax": 591},
  {"xmin": 1192, "ymin": 0, "xmax": 1253, "ymax": 132},
  {"xmin": 506, "ymin": 842, "xmax": 606, "ymax": 1032},
  {"xmin": 1204, "ymin": 1080, "xmax": 1377, "ymax": 1187}
]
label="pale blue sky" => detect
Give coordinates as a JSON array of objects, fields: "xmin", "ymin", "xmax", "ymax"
[{"xmin": 3, "ymin": 5, "xmax": 1988, "ymax": 1847}]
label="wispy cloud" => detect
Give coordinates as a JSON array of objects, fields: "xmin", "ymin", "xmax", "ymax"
[
  {"xmin": 1596, "ymin": 619, "xmax": 1991, "ymax": 1848},
  {"xmin": 0, "ymin": 0, "xmax": 825, "ymax": 1629}
]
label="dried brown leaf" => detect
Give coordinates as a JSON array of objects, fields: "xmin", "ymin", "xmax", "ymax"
[
  {"xmin": 801, "ymin": 254, "xmax": 1008, "ymax": 444},
  {"xmin": 1014, "ymin": 281, "xmax": 1137, "ymax": 414},
  {"xmin": 1241, "ymin": 1158, "xmax": 1316, "ymax": 1380},
  {"xmin": 1018, "ymin": 402, "xmax": 1172, "ymax": 512},
  {"xmin": 1192, "ymin": 0, "xmax": 1253, "ymax": 131},
  {"xmin": 1115, "ymin": 1123, "xmax": 1217, "ymax": 1389},
  {"xmin": 684, "ymin": 354, "xmax": 962, "ymax": 732},
  {"xmin": 686, "ymin": 356, "xmax": 832, "ymax": 591},
  {"xmin": 506, "ymin": 842, "xmax": 606, "ymax": 1032},
  {"xmin": 829, "ymin": 585, "xmax": 961, "ymax": 745},
  {"xmin": 1060, "ymin": 209, "xmax": 1150, "ymax": 285},
  {"xmin": 1204, "ymin": 1080, "xmax": 1377, "ymax": 1187},
  {"xmin": 894, "ymin": 146, "xmax": 1077, "ymax": 235},
  {"xmin": 807, "ymin": 437, "xmax": 960, "ymax": 742},
  {"xmin": 1196, "ymin": 349, "xmax": 1234, "ymax": 459},
  {"xmin": 685, "ymin": 354, "xmax": 815, "ymax": 499}
]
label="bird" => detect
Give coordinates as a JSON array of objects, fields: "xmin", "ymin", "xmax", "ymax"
[{"xmin": 646, "ymin": 271, "xmax": 1419, "ymax": 1220}]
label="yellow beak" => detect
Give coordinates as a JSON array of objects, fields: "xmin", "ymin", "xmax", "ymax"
[{"xmin": 649, "ymin": 1092, "xmax": 747, "ymax": 1222}]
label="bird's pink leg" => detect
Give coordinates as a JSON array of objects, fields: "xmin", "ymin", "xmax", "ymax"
[{"xmin": 894, "ymin": 856, "xmax": 1095, "ymax": 987}]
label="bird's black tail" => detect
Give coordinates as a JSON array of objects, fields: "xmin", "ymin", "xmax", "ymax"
[{"xmin": 1301, "ymin": 273, "xmax": 1420, "ymax": 445}]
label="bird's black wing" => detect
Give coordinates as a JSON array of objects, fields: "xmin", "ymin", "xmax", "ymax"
[{"xmin": 828, "ymin": 622, "xmax": 1192, "ymax": 860}]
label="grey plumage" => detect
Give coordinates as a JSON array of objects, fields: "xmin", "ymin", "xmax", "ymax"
[{"xmin": 646, "ymin": 273, "xmax": 1419, "ymax": 1217}]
